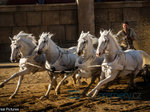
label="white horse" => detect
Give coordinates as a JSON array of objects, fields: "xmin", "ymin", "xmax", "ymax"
[
  {"xmin": 36, "ymin": 32, "xmax": 78, "ymax": 97},
  {"xmin": 0, "ymin": 31, "xmax": 55, "ymax": 99},
  {"xmin": 75, "ymin": 31, "xmax": 104, "ymax": 95},
  {"xmin": 87, "ymin": 30, "xmax": 150, "ymax": 98}
]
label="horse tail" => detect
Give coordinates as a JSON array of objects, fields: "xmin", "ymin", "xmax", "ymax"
[{"xmin": 139, "ymin": 50, "xmax": 150, "ymax": 67}]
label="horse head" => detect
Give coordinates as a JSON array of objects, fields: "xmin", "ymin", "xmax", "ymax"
[
  {"xmin": 10, "ymin": 37, "xmax": 21, "ymax": 62},
  {"xmin": 76, "ymin": 31, "xmax": 97, "ymax": 56},
  {"xmin": 37, "ymin": 32, "xmax": 54, "ymax": 55},
  {"xmin": 96, "ymin": 29, "xmax": 122, "ymax": 58},
  {"xmin": 10, "ymin": 31, "xmax": 37, "ymax": 62},
  {"xmin": 96, "ymin": 30, "xmax": 111, "ymax": 57}
]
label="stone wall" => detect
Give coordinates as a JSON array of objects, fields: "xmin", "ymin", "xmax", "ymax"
[
  {"xmin": 95, "ymin": 1, "xmax": 150, "ymax": 54},
  {"xmin": 0, "ymin": 3, "xmax": 78, "ymax": 62}
]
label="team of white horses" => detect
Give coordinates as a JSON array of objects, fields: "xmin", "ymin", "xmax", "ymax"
[{"xmin": 1, "ymin": 30, "xmax": 150, "ymax": 99}]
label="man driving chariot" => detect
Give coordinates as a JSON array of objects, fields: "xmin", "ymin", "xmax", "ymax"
[{"xmin": 116, "ymin": 21, "xmax": 137, "ymax": 50}]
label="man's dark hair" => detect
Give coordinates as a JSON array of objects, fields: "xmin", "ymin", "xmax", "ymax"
[{"xmin": 122, "ymin": 21, "xmax": 129, "ymax": 25}]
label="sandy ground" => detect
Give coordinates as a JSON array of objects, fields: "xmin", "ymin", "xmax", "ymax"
[{"xmin": 0, "ymin": 63, "xmax": 150, "ymax": 112}]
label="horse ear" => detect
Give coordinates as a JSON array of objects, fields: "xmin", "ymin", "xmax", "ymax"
[
  {"xmin": 42, "ymin": 32, "xmax": 44, "ymax": 35},
  {"xmin": 85, "ymin": 31, "xmax": 89, "ymax": 37},
  {"xmin": 50, "ymin": 34, "xmax": 54, "ymax": 38},
  {"xmin": 108, "ymin": 29, "xmax": 111, "ymax": 35},
  {"xmin": 91, "ymin": 37, "xmax": 98, "ymax": 45},
  {"xmin": 9, "ymin": 37, "xmax": 13, "ymax": 41},
  {"xmin": 81, "ymin": 31, "xmax": 84, "ymax": 34},
  {"xmin": 16, "ymin": 37, "xmax": 20, "ymax": 41},
  {"xmin": 18, "ymin": 31, "xmax": 24, "ymax": 35},
  {"xmin": 100, "ymin": 30, "xmax": 102, "ymax": 35},
  {"xmin": 19, "ymin": 31, "xmax": 23, "ymax": 33}
]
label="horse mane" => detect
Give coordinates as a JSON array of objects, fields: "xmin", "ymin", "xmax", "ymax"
[
  {"xmin": 78, "ymin": 32, "xmax": 86, "ymax": 41},
  {"xmin": 40, "ymin": 32, "xmax": 54, "ymax": 42},
  {"xmin": 109, "ymin": 31, "xmax": 122, "ymax": 50},
  {"xmin": 78, "ymin": 32, "xmax": 96, "ymax": 41},
  {"xmin": 13, "ymin": 31, "xmax": 37, "ymax": 45},
  {"xmin": 41, "ymin": 32, "xmax": 54, "ymax": 38},
  {"xmin": 88, "ymin": 34, "xmax": 97, "ymax": 39},
  {"xmin": 103, "ymin": 30, "xmax": 122, "ymax": 50}
]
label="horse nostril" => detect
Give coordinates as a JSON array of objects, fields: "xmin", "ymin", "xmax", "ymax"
[
  {"xmin": 77, "ymin": 51, "xmax": 81, "ymax": 56},
  {"xmin": 50, "ymin": 66, "xmax": 56, "ymax": 72},
  {"xmin": 75, "ymin": 66, "xmax": 78, "ymax": 70},
  {"xmin": 37, "ymin": 50, "xmax": 42, "ymax": 54},
  {"xmin": 11, "ymin": 59, "xmax": 15, "ymax": 62},
  {"xmin": 18, "ymin": 54, "xmax": 21, "ymax": 58},
  {"xmin": 96, "ymin": 52, "xmax": 101, "ymax": 57}
]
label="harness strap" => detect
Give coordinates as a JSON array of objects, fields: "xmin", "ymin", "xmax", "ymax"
[
  {"xmin": 51, "ymin": 46, "xmax": 63, "ymax": 65},
  {"xmin": 51, "ymin": 46, "xmax": 75, "ymax": 70}
]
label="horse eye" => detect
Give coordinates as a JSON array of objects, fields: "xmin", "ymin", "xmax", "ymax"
[
  {"xmin": 104, "ymin": 40, "xmax": 108, "ymax": 43},
  {"xmin": 16, "ymin": 46, "xmax": 19, "ymax": 49},
  {"xmin": 83, "ymin": 40, "xmax": 86, "ymax": 44},
  {"xmin": 43, "ymin": 40, "xmax": 46, "ymax": 43},
  {"xmin": 103, "ymin": 37, "xmax": 108, "ymax": 42}
]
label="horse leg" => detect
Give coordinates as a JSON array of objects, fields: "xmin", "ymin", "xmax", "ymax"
[
  {"xmin": 87, "ymin": 71, "xmax": 118, "ymax": 98},
  {"xmin": 9, "ymin": 75, "xmax": 24, "ymax": 99},
  {"xmin": 61, "ymin": 74, "xmax": 68, "ymax": 85},
  {"xmin": 125, "ymin": 74, "xmax": 133, "ymax": 92},
  {"xmin": 55, "ymin": 73, "xmax": 72, "ymax": 95},
  {"xmin": 75, "ymin": 74, "xmax": 82, "ymax": 86},
  {"xmin": 0, "ymin": 69, "xmax": 29, "ymax": 88},
  {"xmin": 72, "ymin": 73, "xmax": 77, "ymax": 85},
  {"xmin": 40, "ymin": 74, "xmax": 58, "ymax": 100},
  {"xmin": 129, "ymin": 73, "xmax": 134, "ymax": 86},
  {"xmin": 126, "ymin": 71, "xmax": 139, "ymax": 91},
  {"xmin": 86, "ymin": 72, "xmax": 105, "ymax": 97},
  {"xmin": 81, "ymin": 74, "xmax": 97, "ymax": 96},
  {"xmin": 47, "ymin": 72, "xmax": 57, "ymax": 88}
]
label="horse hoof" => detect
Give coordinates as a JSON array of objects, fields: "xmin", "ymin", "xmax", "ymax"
[
  {"xmin": 125, "ymin": 85, "xmax": 135, "ymax": 92},
  {"xmin": 91, "ymin": 94, "xmax": 97, "ymax": 98},
  {"xmin": 81, "ymin": 93, "xmax": 86, "ymax": 97},
  {"xmin": 86, "ymin": 92, "xmax": 92, "ymax": 97},
  {"xmin": 63, "ymin": 80, "xmax": 68, "ymax": 85},
  {"xmin": 9, "ymin": 95, "xmax": 15, "ymax": 99},
  {"xmin": 82, "ymin": 81, "xmax": 88, "ymax": 85},
  {"xmin": 56, "ymin": 91, "xmax": 60, "ymax": 95},
  {"xmin": 40, "ymin": 96, "xmax": 49, "ymax": 100},
  {"xmin": 0, "ymin": 83, "xmax": 4, "ymax": 88},
  {"xmin": 81, "ymin": 91, "xmax": 88, "ymax": 97}
]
